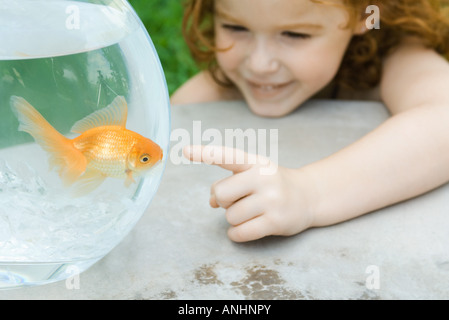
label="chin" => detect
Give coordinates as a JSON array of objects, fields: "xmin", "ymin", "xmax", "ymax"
[
  {"xmin": 242, "ymin": 88, "xmax": 310, "ymax": 117},
  {"xmin": 247, "ymin": 104, "xmax": 297, "ymax": 118}
]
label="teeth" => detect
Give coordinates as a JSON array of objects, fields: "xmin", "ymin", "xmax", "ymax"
[
  {"xmin": 249, "ymin": 81, "xmax": 290, "ymax": 93},
  {"xmin": 258, "ymin": 85, "xmax": 276, "ymax": 91}
]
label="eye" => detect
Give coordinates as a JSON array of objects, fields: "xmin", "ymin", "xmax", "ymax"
[
  {"xmin": 140, "ymin": 154, "xmax": 151, "ymax": 164},
  {"xmin": 282, "ymin": 31, "xmax": 311, "ymax": 39},
  {"xmin": 221, "ymin": 23, "xmax": 248, "ymax": 32}
]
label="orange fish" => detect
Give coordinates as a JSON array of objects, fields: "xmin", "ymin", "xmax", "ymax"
[{"xmin": 10, "ymin": 96, "xmax": 163, "ymax": 194}]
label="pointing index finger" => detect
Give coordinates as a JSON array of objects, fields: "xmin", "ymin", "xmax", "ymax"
[{"xmin": 183, "ymin": 145, "xmax": 258, "ymax": 173}]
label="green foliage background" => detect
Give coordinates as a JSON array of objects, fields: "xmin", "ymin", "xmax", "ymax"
[
  {"xmin": 128, "ymin": 0, "xmax": 199, "ymax": 95},
  {"xmin": 0, "ymin": 1, "xmax": 196, "ymax": 149}
]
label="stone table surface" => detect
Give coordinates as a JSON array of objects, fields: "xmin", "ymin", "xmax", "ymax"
[{"xmin": 2, "ymin": 99, "xmax": 449, "ymax": 300}]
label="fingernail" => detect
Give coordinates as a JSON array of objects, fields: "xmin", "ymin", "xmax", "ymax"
[{"xmin": 210, "ymin": 194, "xmax": 219, "ymax": 208}]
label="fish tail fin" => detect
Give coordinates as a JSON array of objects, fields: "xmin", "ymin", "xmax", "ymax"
[{"xmin": 10, "ymin": 96, "xmax": 87, "ymax": 185}]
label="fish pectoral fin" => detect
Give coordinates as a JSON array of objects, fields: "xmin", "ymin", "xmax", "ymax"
[
  {"xmin": 124, "ymin": 169, "xmax": 136, "ymax": 187},
  {"xmin": 71, "ymin": 169, "xmax": 107, "ymax": 197},
  {"xmin": 70, "ymin": 96, "xmax": 128, "ymax": 133}
]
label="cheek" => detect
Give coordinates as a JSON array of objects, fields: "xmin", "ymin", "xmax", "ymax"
[
  {"xmin": 216, "ymin": 50, "xmax": 240, "ymax": 74},
  {"xmin": 302, "ymin": 53, "xmax": 340, "ymax": 84},
  {"xmin": 215, "ymin": 31, "xmax": 243, "ymax": 73},
  {"xmin": 289, "ymin": 38, "xmax": 350, "ymax": 87}
]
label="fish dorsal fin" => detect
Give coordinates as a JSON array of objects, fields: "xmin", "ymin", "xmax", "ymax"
[{"xmin": 71, "ymin": 96, "xmax": 128, "ymax": 133}]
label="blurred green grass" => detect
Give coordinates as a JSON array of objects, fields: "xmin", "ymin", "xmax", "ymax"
[{"xmin": 128, "ymin": 0, "xmax": 199, "ymax": 95}]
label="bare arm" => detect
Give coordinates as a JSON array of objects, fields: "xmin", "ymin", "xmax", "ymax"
[{"xmin": 306, "ymin": 41, "xmax": 449, "ymax": 226}]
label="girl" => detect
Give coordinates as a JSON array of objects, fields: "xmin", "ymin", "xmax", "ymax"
[{"xmin": 173, "ymin": 0, "xmax": 449, "ymax": 242}]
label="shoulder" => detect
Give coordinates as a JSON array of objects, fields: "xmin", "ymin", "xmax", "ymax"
[
  {"xmin": 380, "ymin": 38, "xmax": 449, "ymax": 114},
  {"xmin": 170, "ymin": 71, "xmax": 243, "ymax": 106}
]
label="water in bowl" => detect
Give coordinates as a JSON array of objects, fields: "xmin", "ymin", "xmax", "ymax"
[{"xmin": 0, "ymin": 0, "xmax": 170, "ymax": 288}]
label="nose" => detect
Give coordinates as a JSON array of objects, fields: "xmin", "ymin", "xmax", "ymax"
[{"xmin": 246, "ymin": 38, "xmax": 280, "ymax": 75}]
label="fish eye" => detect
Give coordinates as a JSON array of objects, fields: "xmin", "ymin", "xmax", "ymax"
[{"xmin": 140, "ymin": 154, "xmax": 151, "ymax": 164}]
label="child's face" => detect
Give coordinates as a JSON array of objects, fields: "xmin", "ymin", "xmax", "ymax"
[{"xmin": 214, "ymin": 0, "xmax": 361, "ymax": 117}]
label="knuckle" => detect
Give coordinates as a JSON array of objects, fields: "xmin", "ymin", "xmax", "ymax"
[{"xmin": 264, "ymin": 185, "xmax": 283, "ymax": 203}]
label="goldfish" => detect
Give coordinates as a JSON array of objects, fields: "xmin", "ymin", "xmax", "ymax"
[{"xmin": 10, "ymin": 95, "xmax": 163, "ymax": 194}]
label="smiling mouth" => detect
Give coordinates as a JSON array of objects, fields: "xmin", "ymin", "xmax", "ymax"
[{"xmin": 247, "ymin": 80, "xmax": 294, "ymax": 93}]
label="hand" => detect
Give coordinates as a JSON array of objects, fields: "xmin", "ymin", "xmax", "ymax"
[{"xmin": 183, "ymin": 145, "xmax": 317, "ymax": 242}]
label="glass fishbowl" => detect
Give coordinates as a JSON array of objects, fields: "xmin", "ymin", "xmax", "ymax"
[{"xmin": 0, "ymin": 0, "xmax": 170, "ymax": 288}]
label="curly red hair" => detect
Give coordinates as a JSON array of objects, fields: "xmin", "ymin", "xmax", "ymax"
[{"xmin": 182, "ymin": 0, "xmax": 449, "ymax": 91}]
